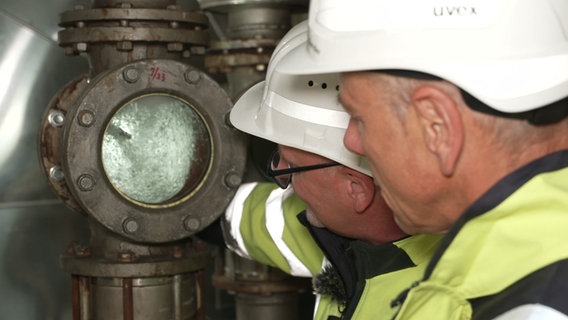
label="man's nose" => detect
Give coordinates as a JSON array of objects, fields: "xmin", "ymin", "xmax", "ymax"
[{"xmin": 344, "ymin": 118, "xmax": 364, "ymax": 156}]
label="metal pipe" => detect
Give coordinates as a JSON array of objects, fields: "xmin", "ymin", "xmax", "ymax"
[
  {"xmin": 122, "ymin": 278, "xmax": 134, "ymax": 320},
  {"xmin": 173, "ymin": 274, "xmax": 182, "ymax": 320},
  {"xmin": 79, "ymin": 276, "xmax": 91, "ymax": 320},
  {"xmin": 196, "ymin": 270, "xmax": 206, "ymax": 320},
  {"xmin": 72, "ymin": 275, "xmax": 81, "ymax": 320}
]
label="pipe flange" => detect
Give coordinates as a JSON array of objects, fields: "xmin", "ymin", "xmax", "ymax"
[
  {"xmin": 62, "ymin": 59, "xmax": 247, "ymax": 243},
  {"xmin": 58, "ymin": 7, "xmax": 209, "ymax": 55},
  {"xmin": 38, "ymin": 75, "xmax": 90, "ymax": 215}
]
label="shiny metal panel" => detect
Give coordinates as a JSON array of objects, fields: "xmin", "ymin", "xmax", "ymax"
[
  {"xmin": 0, "ymin": 10, "xmax": 88, "ymax": 203},
  {"xmin": 1, "ymin": 0, "xmax": 89, "ymax": 41},
  {"xmin": 0, "ymin": 2, "xmax": 90, "ymax": 319},
  {"xmin": 0, "ymin": 203, "xmax": 89, "ymax": 319}
]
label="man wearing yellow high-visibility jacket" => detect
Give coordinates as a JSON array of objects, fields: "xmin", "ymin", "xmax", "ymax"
[
  {"xmin": 221, "ymin": 21, "xmax": 442, "ymax": 320},
  {"xmin": 271, "ymin": 0, "xmax": 568, "ymax": 319}
]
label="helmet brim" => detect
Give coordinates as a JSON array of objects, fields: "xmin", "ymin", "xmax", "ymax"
[{"xmin": 230, "ymin": 80, "xmax": 372, "ymax": 176}]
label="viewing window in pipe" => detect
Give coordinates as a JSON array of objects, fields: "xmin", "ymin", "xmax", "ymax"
[{"xmin": 102, "ymin": 94, "xmax": 211, "ymax": 205}]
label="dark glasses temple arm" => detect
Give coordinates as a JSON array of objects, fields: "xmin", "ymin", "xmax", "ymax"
[{"xmin": 268, "ymin": 162, "xmax": 340, "ymax": 177}]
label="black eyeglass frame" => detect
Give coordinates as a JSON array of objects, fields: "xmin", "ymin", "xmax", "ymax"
[{"xmin": 266, "ymin": 150, "xmax": 341, "ymax": 189}]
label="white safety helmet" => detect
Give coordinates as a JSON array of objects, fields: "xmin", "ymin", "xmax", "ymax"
[
  {"xmin": 230, "ymin": 20, "xmax": 371, "ymax": 175},
  {"xmin": 276, "ymin": 0, "xmax": 568, "ymax": 113}
]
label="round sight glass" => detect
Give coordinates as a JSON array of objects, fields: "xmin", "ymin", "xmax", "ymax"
[{"xmin": 102, "ymin": 94, "xmax": 211, "ymax": 205}]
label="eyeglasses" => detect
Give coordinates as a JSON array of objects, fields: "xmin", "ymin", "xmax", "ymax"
[{"xmin": 266, "ymin": 149, "xmax": 341, "ymax": 189}]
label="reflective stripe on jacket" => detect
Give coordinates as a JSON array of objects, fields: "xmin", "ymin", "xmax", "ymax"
[{"xmin": 224, "ymin": 182, "xmax": 442, "ymax": 319}]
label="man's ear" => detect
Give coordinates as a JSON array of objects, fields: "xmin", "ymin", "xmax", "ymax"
[
  {"xmin": 411, "ymin": 85, "xmax": 464, "ymax": 176},
  {"xmin": 346, "ymin": 170, "xmax": 375, "ymax": 213}
]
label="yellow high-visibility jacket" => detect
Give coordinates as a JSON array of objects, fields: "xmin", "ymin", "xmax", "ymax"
[
  {"xmin": 224, "ymin": 182, "xmax": 442, "ymax": 319},
  {"xmin": 393, "ymin": 150, "xmax": 568, "ymax": 320}
]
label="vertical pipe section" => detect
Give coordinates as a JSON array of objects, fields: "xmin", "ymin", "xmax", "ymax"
[
  {"xmin": 196, "ymin": 270, "xmax": 206, "ymax": 320},
  {"xmin": 72, "ymin": 275, "xmax": 81, "ymax": 320},
  {"xmin": 173, "ymin": 274, "xmax": 182, "ymax": 320},
  {"xmin": 79, "ymin": 276, "xmax": 91, "ymax": 320},
  {"xmin": 122, "ymin": 278, "xmax": 134, "ymax": 320}
]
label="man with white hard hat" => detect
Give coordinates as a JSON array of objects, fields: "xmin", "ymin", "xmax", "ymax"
[
  {"xmin": 222, "ymin": 21, "xmax": 441, "ymax": 319},
  {"xmin": 274, "ymin": 0, "xmax": 568, "ymax": 319}
]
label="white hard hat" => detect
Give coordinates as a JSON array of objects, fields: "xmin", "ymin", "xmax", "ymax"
[
  {"xmin": 230, "ymin": 20, "xmax": 371, "ymax": 175},
  {"xmin": 276, "ymin": 0, "xmax": 568, "ymax": 113}
]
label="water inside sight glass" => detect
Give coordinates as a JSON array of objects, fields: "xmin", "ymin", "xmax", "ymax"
[{"xmin": 102, "ymin": 94, "xmax": 209, "ymax": 204}]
